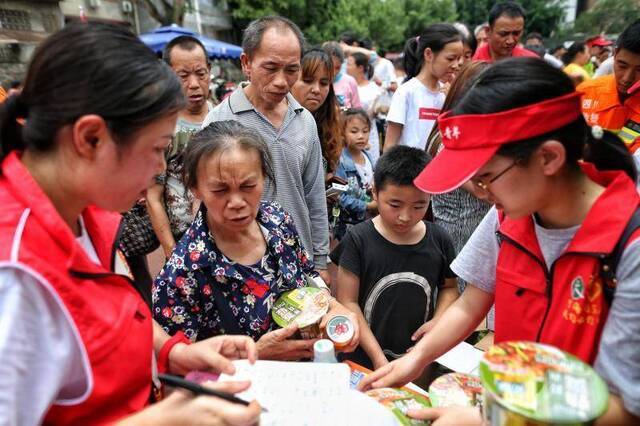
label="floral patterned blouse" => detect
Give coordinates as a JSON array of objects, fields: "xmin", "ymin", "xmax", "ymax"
[{"xmin": 153, "ymin": 201, "xmax": 316, "ymax": 341}]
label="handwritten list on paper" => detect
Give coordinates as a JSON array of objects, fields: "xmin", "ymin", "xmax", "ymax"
[{"xmin": 218, "ymin": 360, "xmax": 397, "ymax": 425}]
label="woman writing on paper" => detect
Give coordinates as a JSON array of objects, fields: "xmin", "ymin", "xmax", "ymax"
[{"xmin": 0, "ymin": 23, "xmax": 262, "ymax": 425}]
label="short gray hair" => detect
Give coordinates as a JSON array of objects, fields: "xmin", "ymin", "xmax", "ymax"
[{"xmin": 242, "ymin": 16, "xmax": 305, "ymax": 58}]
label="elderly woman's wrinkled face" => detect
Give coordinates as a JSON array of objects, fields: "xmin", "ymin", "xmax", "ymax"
[{"xmin": 193, "ymin": 146, "xmax": 265, "ymax": 234}]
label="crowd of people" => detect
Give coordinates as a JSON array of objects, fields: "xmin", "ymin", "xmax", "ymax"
[{"xmin": 1, "ymin": 0, "xmax": 640, "ymax": 424}]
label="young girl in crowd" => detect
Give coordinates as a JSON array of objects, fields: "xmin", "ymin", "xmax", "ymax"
[
  {"xmin": 361, "ymin": 58, "xmax": 640, "ymax": 425},
  {"xmin": 346, "ymin": 52, "xmax": 382, "ymax": 164},
  {"xmin": 385, "ymin": 24, "xmax": 463, "ymax": 151},
  {"xmin": 0, "ymin": 23, "xmax": 260, "ymax": 425},
  {"xmin": 323, "ymin": 41, "xmax": 362, "ymax": 109},
  {"xmin": 153, "ymin": 121, "xmax": 359, "ymax": 358},
  {"xmin": 333, "ymin": 109, "xmax": 377, "ymax": 240}
]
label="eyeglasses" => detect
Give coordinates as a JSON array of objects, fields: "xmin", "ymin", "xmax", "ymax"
[{"xmin": 472, "ymin": 160, "xmax": 520, "ymax": 192}]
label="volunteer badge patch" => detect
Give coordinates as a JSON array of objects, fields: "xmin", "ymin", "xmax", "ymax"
[{"xmin": 571, "ymin": 276, "xmax": 585, "ymax": 300}]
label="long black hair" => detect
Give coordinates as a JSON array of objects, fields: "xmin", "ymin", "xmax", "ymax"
[
  {"xmin": 453, "ymin": 57, "xmax": 636, "ymax": 180},
  {"xmin": 351, "ymin": 52, "xmax": 373, "ymax": 80},
  {"xmin": 0, "ymin": 23, "xmax": 184, "ymax": 162},
  {"xmin": 402, "ymin": 23, "xmax": 462, "ymax": 80},
  {"xmin": 562, "ymin": 41, "xmax": 587, "ymax": 65}
]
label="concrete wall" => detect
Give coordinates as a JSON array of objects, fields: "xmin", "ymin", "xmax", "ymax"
[{"xmin": 0, "ymin": 1, "xmax": 63, "ymax": 85}]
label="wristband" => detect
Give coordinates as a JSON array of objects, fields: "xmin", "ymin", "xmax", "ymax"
[{"xmin": 157, "ymin": 330, "xmax": 191, "ymax": 373}]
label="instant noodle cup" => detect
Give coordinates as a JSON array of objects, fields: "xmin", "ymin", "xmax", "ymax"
[
  {"xmin": 480, "ymin": 341, "xmax": 609, "ymax": 425},
  {"xmin": 271, "ymin": 287, "xmax": 330, "ymax": 339},
  {"xmin": 429, "ymin": 372, "xmax": 482, "ymax": 408},
  {"xmin": 324, "ymin": 315, "xmax": 354, "ymax": 350},
  {"xmin": 366, "ymin": 387, "xmax": 431, "ymax": 426}
]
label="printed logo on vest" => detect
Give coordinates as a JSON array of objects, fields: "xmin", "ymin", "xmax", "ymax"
[
  {"xmin": 418, "ymin": 107, "xmax": 440, "ymax": 120},
  {"xmin": 571, "ymin": 276, "xmax": 585, "ymax": 300},
  {"xmin": 563, "ymin": 275, "xmax": 603, "ymax": 327}
]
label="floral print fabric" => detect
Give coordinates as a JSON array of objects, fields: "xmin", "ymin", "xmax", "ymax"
[{"xmin": 153, "ymin": 201, "xmax": 316, "ymax": 341}]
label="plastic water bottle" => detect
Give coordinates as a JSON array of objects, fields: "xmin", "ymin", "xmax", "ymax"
[{"xmin": 313, "ymin": 339, "xmax": 338, "ymax": 363}]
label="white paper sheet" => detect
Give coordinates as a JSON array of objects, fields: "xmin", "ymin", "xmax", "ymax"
[
  {"xmin": 218, "ymin": 360, "xmax": 397, "ymax": 425},
  {"xmin": 435, "ymin": 342, "xmax": 484, "ymax": 375}
]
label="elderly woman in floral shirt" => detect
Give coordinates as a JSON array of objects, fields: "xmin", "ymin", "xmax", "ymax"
[{"xmin": 153, "ymin": 121, "xmax": 359, "ymax": 360}]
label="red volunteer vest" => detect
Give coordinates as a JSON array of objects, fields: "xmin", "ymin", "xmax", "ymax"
[
  {"xmin": 494, "ymin": 164, "xmax": 640, "ymax": 364},
  {"xmin": 0, "ymin": 152, "xmax": 153, "ymax": 424}
]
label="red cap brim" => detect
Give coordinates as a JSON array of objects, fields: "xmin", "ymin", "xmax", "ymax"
[{"xmin": 414, "ymin": 144, "xmax": 500, "ymax": 194}]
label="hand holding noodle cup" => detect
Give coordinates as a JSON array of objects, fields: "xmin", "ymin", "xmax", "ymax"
[
  {"xmin": 272, "ymin": 287, "xmax": 330, "ymax": 339},
  {"xmin": 480, "ymin": 341, "xmax": 609, "ymax": 425}
]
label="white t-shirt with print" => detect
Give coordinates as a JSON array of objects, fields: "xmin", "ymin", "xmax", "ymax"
[{"xmin": 386, "ymin": 77, "xmax": 445, "ymax": 150}]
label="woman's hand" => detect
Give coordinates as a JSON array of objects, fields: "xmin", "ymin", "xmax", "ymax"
[
  {"xmin": 319, "ymin": 298, "xmax": 360, "ymax": 353},
  {"xmin": 169, "ymin": 335, "xmax": 257, "ymax": 376},
  {"xmin": 118, "ymin": 380, "xmax": 261, "ymax": 426},
  {"xmin": 407, "ymin": 406, "xmax": 483, "ymax": 426},
  {"xmin": 256, "ymin": 323, "xmax": 316, "ymax": 360},
  {"xmin": 357, "ymin": 349, "xmax": 427, "ymax": 391}
]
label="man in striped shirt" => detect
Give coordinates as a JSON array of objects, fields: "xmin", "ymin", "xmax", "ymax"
[{"xmin": 203, "ymin": 16, "xmax": 330, "ymax": 280}]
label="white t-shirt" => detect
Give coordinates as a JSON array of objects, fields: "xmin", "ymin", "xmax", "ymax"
[
  {"xmin": 387, "ymin": 77, "xmax": 445, "ymax": 150},
  {"xmin": 357, "ymin": 81, "xmax": 382, "ymax": 165},
  {"xmin": 451, "ymin": 206, "xmax": 640, "ymax": 416},
  {"xmin": 354, "ymin": 153, "xmax": 374, "ymax": 188},
  {"xmin": 373, "ymin": 58, "xmax": 396, "ymax": 88},
  {"xmin": 0, "ymin": 218, "xmax": 99, "ymax": 424}
]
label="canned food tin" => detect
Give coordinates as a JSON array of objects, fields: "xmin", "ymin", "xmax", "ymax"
[{"xmin": 324, "ymin": 315, "xmax": 354, "ymax": 349}]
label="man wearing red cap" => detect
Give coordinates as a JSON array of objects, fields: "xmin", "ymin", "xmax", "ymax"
[
  {"xmin": 472, "ymin": 1, "xmax": 538, "ymax": 63},
  {"xmin": 578, "ymin": 21, "xmax": 640, "ymax": 152}
]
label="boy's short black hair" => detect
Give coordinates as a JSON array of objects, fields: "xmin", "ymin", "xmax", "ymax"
[
  {"xmin": 617, "ymin": 19, "xmax": 640, "ymax": 54},
  {"xmin": 374, "ymin": 146, "xmax": 432, "ymax": 191}
]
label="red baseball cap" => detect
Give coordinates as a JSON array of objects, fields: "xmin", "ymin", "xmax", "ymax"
[
  {"xmin": 414, "ymin": 92, "xmax": 583, "ymax": 194},
  {"xmin": 587, "ymin": 35, "xmax": 613, "ymax": 48}
]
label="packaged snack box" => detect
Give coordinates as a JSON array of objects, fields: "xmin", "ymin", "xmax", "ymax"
[
  {"xmin": 480, "ymin": 341, "xmax": 609, "ymax": 425},
  {"xmin": 272, "ymin": 287, "xmax": 330, "ymax": 339},
  {"xmin": 365, "ymin": 387, "xmax": 431, "ymax": 426},
  {"xmin": 429, "ymin": 372, "xmax": 482, "ymax": 408}
]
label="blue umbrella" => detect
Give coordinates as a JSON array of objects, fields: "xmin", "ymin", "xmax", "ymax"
[{"xmin": 139, "ymin": 24, "xmax": 242, "ymax": 59}]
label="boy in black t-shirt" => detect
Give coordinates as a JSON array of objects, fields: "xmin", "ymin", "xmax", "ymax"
[{"xmin": 330, "ymin": 146, "xmax": 458, "ymax": 369}]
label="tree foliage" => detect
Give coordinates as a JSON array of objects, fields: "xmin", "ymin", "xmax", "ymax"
[
  {"xmin": 572, "ymin": 0, "xmax": 640, "ymax": 35},
  {"xmin": 227, "ymin": 0, "xmax": 565, "ymax": 51}
]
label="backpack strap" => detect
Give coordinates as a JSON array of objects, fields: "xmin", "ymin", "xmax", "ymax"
[{"xmin": 600, "ymin": 206, "xmax": 640, "ymax": 305}]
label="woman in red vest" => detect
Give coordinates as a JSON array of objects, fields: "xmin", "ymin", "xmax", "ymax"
[
  {"xmin": 0, "ymin": 24, "xmax": 260, "ymax": 425},
  {"xmin": 361, "ymin": 57, "xmax": 640, "ymax": 424}
]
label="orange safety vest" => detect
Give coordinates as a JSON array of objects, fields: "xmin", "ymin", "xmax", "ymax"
[{"xmin": 577, "ymin": 74, "xmax": 640, "ymax": 152}]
